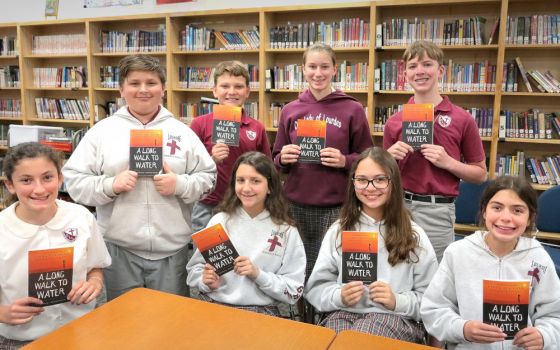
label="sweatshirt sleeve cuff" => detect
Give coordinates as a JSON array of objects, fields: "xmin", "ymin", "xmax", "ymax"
[
  {"xmin": 254, "ymin": 270, "xmax": 272, "ymax": 287},
  {"xmin": 333, "ymin": 289, "xmax": 346, "ymax": 309},
  {"xmin": 393, "ymin": 293, "xmax": 408, "ymax": 314},
  {"xmin": 102, "ymin": 177, "xmax": 118, "ymax": 197},
  {"xmin": 174, "ymin": 174, "xmax": 188, "ymax": 196},
  {"xmin": 451, "ymin": 318, "xmax": 468, "ymax": 343}
]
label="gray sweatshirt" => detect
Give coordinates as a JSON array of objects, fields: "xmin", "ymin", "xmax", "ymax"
[{"xmin": 421, "ymin": 231, "xmax": 560, "ymax": 349}]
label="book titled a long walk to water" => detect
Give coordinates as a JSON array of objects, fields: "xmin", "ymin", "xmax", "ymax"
[{"xmin": 402, "ymin": 103, "xmax": 434, "ymax": 150}]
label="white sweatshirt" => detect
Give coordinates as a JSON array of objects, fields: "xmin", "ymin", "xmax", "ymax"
[
  {"xmin": 305, "ymin": 212, "xmax": 438, "ymax": 322},
  {"xmin": 187, "ymin": 208, "xmax": 306, "ymax": 306},
  {"xmin": 62, "ymin": 106, "xmax": 216, "ymax": 260},
  {"xmin": 421, "ymin": 231, "xmax": 560, "ymax": 350}
]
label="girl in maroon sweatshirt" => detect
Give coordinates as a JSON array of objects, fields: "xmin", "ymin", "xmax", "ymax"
[{"xmin": 272, "ymin": 43, "xmax": 372, "ymax": 287}]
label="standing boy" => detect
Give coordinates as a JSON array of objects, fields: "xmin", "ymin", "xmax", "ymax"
[
  {"xmin": 383, "ymin": 41, "xmax": 487, "ymax": 262},
  {"xmin": 62, "ymin": 55, "xmax": 216, "ymax": 300},
  {"xmin": 190, "ymin": 61, "xmax": 271, "ymax": 232}
]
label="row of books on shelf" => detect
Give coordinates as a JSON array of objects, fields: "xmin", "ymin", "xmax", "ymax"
[
  {"xmin": 499, "ymin": 111, "xmax": 560, "ymax": 139},
  {"xmin": 0, "ymin": 65, "xmax": 19, "ymax": 88},
  {"xmin": 34, "ymin": 97, "xmax": 90, "ymax": 120},
  {"xmin": 505, "ymin": 14, "xmax": 560, "ymax": 45},
  {"xmin": 373, "ymin": 105, "xmax": 401, "ymax": 133},
  {"xmin": 93, "ymin": 97, "xmax": 126, "ymax": 121},
  {"xmin": 504, "ymin": 57, "xmax": 560, "ymax": 93},
  {"xmin": 269, "ymin": 18, "xmax": 370, "ymax": 49},
  {"xmin": 0, "ymin": 99, "xmax": 21, "ymax": 117},
  {"xmin": 0, "ymin": 36, "xmax": 17, "ymax": 57},
  {"xmin": 32, "ymin": 34, "xmax": 87, "ymax": 55},
  {"xmin": 177, "ymin": 65, "xmax": 259, "ymax": 89},
  {"xmin": 39, "ymin": 128, "xmax": 89, "ymax": 153},
  {"xmin": 496, "ymin": 151, "xmax": 560, "ymax": 186},
  {"xmin": 376, "ymin": 16, "xmax": 493, "ymax": 47},
  {"xmin": 179, "ymin": 26, "xmax": 260, "ymax": 51},
  {"xmin": 32, "ymin": 66, "xmax": 87, "ymax": 89},
  {"xmin": 179, "ymin": 100, "xmax": 258, "ymax": 125},
  {"xmin": 266, "ymin": 64, "xmax": 368, "ymax": 91},
  {"xmin": 100, "ymin": 27, "xmax": 166, "ymax": 53},
  {"xmin": 375, "ymin": 59, "xmax": 497, "ymax": 92},
  {"xmin": 100, "ymin": 65, "xmax": 120, "ymax": 89}
]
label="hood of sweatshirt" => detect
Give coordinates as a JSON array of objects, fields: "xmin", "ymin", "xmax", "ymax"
[
  {"xmin": 297, "ymin": 88, "xmax": 361, "ymax": 104},
  {"xmin": 112, "ymin": 105, "xmax": 174, "ymax": 126},
  {"xmin": 463, "ymin": 230, "xmax": 543, "ymax": 257}
]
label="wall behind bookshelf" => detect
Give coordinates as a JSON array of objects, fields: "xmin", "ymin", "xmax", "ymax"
[{"xmin": 0, "ymin": 0, "xmax": 558, "ymax": 235}]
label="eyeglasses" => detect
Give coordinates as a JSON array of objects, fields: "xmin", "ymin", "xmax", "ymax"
[{"xmin": 352, "ymin": 176, "xmax": 391, "ymax": 190}]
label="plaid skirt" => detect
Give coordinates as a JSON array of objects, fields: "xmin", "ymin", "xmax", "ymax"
[
  {"xmin": 0, "ymin": 334, "xmax": 30, "ymax": 350},
  {"xmin": 321, "ymin": 310, "xmax": 426, "ymax": 344},
  {"xmin": 289, "ymin": 202, "xmax": 341, "ymax": 280},
  {"xmin": 198, "ymin": 293, "xmax": 281, "ymax": 317}
]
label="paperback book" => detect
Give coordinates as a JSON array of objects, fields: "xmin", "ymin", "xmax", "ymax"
[
  {"xmin": 28, "ymin": 247, "xmax": 74, "ymax": 306},
  {"xmin": 341, "ymin": 231, "xmax": 378, "ymax": 284},
  {"xmin": 211, "ymin": 105, "xmax": 242, "ymax": 146},
  {"xmin": 129, "ymin": 129, "xmax": 163, "ymax": 176},
  {"xmin": 483, "ymin": 279, "xmax": 530, "ymax": 339},
  {"xmin": 402, "ymin": 103, "xmax": 434, "ymax": 150},
  {"xmin": 192, "ymin": 223, "xmax": 239, "ymax": 276},
  {"xmin": 296, "ymin": 119, "xmax": 326, "ymax": 163}
]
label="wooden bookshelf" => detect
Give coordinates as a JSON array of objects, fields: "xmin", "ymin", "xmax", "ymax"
[{"xmin": 0, "ymin": 0, "xmax": 556, "ymax": 238}]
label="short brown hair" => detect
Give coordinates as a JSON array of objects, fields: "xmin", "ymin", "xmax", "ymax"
[
  {"xmin": 213, "ymin": 60, "xmax": 250, "ymax": 87},
  {"xmin": 118, "ymin": 55, "xmax": 166, "ymax": 87},
  {"xmin": 402, "ymin": 40, "xmax": 444, "ymax": 66}
]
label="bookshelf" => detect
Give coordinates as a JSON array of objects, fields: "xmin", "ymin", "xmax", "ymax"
[{"xmin": 0, "ymin": 0, "xmax": 557, "ymax": 237}]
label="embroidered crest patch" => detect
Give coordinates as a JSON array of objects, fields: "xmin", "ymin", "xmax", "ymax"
[
  {"xmin": 63, "ymin": 228, "xmax": 78, "ymax": 242},
  {"xmin": 246, "ymin": 130, "xmax": 257, "ymax": 141}
]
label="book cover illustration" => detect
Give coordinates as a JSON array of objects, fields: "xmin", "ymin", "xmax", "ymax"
[
  {"xmin": 28, "ymin": 247, "xmax": 74, "ymax": 306},
  {"xmin": 192, "ymin": 223, "xmax": 239, "ymax": 276},
  {"xmin": 402, "ymin": 103, "xmax": 434, "ymax": 150},
  {"xmin": 130, "ymin": 129, "xmax": 163, "ymax": 176},
  {"xmin": 211, "ymin": 105, "xmax": 242, "ymax": 146},
  {"xmin": 483, "ymin": 279, "xmax": 530, "ymax": 339},
  {"xmin": 296, "ymin": 119, "xmax": 327, "ymax": 163},
  {"xmin": 341, "ymin": 231, "xmax": 378, "ymax": 284}
]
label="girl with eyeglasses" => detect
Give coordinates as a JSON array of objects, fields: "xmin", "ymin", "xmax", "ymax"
[{"xmin": 305, "ymin": 147, "xmax": 438, "ymax": 343}]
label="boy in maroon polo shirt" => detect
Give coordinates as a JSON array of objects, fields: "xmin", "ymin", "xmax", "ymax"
[
  {"xmin": 190, "ymin": 61, "xmax": 271, "ymax": 232},
  {"xmin": 383, "ymin": 41, "xmax": 487, "ymax": 262}
]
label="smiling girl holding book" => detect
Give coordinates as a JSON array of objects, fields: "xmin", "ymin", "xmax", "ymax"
[
  {"xmin": 421, "ymin": 176, "xmax": 560, "ymax": 350},
  {"xmin": 305, "ymin": 147, "xmax": 438, "ymax": 343},
  {"xmin": 187, "ymin": 151, "xmax": 305, "ymax": 316}
]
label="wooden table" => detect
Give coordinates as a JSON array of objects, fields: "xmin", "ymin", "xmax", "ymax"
[
  {"xmin": 24, "ymin": 288, "xmax": 336, "ymax": 350},
  {"xmin": 328, "ymin": 330, "xmax": 435, "ymax": 349}
]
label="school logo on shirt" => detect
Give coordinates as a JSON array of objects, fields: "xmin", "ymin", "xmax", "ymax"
[
  {"xmin": 264, "ymin": 230, "xmax": 285, "ymax": 256},
  {"xmin": 166, "ymin": 134, "xmax": 182, "ymax": 156},
  {"xmin": 528, "ymin": 260, "xmax": 548, "ymax": 285},
  {"xmin": 437, "ymin": 114, "xmax": 451, "ymax": 128},
  {"xmin": 63, "ymin": 228, "xmax": 78, "ymax": 242},
  {"xmin": 246, "ymin": 130, "xmax": 256, "ymax": 141}
]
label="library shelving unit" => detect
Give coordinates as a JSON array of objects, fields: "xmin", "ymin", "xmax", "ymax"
[
  {"xmin": 167, "ymin": 9, "xmax": 261, "ymax": 124},
  {"xmin": 497, "ymin": 0, "xmax": 560, "ymax": 192},
  {"xmin": 0, "ymin": 23, "xmax": 22, "ymax": 149},
  {"xmin": 371, "ymin": 0, "xmax": 502, "ymax": 170},
  {"xmin": 261, "ymin": 2, "xmax": 373, "ymax": 143},
  {"xmin": 0, "ymin": 0, "xmax": 558, "ymax": 239},
  {"xmin": 88, "ymin": 14, "xmax": 168, "ymax": 122},
  {"xmin": 18, "ymin": 20, "xmax": 90, "ymax": 128}
]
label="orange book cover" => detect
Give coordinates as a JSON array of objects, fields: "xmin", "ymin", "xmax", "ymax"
[
  {"xmin": 483, "ymin": 279, "xmax": 530, "ymax": 338},
  {"xmin": 402, "ymin": 103, "xmax": 434, "ymax": 150},
  {"xmin": 192, "ymin": 223, "xmax": 239, "ymax": 276},
  {"xmin": 212, "ymin": 105, "xmax": 242, "ymax": 146},
  {"xmin": 341, "ymin": 231, "xmax": 378, "ymax": 283},
  {"xmin": 129, "ymin": 129, "xmax": 163, "ymax": 176},
  {"xmin": 28, "ymin": 247, "xmax": 74, "ymax": 306},
  {"xmin": 296, "ymin": 119, "xmax": 327, "ymax": 163}
]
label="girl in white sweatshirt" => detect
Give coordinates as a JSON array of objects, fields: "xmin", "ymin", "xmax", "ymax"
[
  {"xmin": 305, "ymin": 147, "xmax": 438, "ymax": 343},
  {"xmin": 187, "ymin": 151, "xmax": 306, "ymax": 316},
  {"xmin": 421, "ymin": 176, "xmax": 560, "ymax": 350}
]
